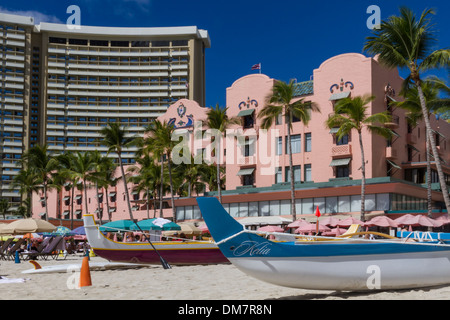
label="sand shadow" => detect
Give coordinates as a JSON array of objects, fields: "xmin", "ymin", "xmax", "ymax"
[{"xmin": 268, "ymin": 285, "xmax": 448, "ymax": 300}]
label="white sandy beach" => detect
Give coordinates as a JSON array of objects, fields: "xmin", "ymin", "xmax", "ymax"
[{"xmin": 0, "ymin": 255, "xmax": 450, "ymax": 300}]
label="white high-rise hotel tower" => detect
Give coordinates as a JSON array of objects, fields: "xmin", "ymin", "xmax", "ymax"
[{"xmin": 0, "ymin": 12, "xmax": 209, "ymax": 209}]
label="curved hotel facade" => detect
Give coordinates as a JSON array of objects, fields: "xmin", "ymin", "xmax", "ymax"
[{"xmin": 0, "ymin": 12, "xmax": 209, "ymax": 209}]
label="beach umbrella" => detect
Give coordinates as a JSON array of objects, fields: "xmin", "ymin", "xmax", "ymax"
[
  {"xmin": 319, "ymin": 217, "xmax": 341, "ymax": 227},
  {"xmin": 435, "ymin": 215, "xmax": 450, "ymax": 225},
  {"xmin": 99, "ymin": 220, "xmax": 135, "ymax": 232},
  {"xmin": 295, "ymin": 223, "xmax": 330, "ymax": 234},
  {"xmin": 364, "ymin": 216, "xmax": 398, "ymax": 228},
  {"xmin": 336, "ymin": 217, "xmax": 364, "ymax": 227},
  {"xmin": 177, "ymin": 223, "xmax": 202, "ymax": 236},
  {"xmin": 257, "ymin": 225, "xmax": 285, "ymax": 233},
  {"xmin": 53, "ymin": 226, "xmax": 73, "ymax": 236},
  {"xmin": 71, "ymin": 226, "xmax": 86, "ymax": 235},
  {"xmin": 197, "ymin": 222, "xmax": 209, "ymax": 233},
  {"xmin": 287, "ymin": 219, "xmax": 311, "ymax": 228},
  {"xmin": 130, "ymin": 219, "xmax": 181, "ymax": 231},
  {"xmin": 394, "ymin": 214, "xmax": 443, "ymax": 228},
  {"xmin": 2, "ymin": 218, "xmax": 56, "ymax": 235}
]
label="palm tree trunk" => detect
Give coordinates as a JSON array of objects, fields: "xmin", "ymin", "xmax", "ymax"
[
  {"xmin": 167, "ymin": 153, "xmax": 176, "ymax": 222},
  {"xmin": 95, "ymin": 182, "xmax": 102, "ymax": 223},
  {"xmin": 287, "ymin": 111, "xmax": 297, "ymax": 221},
  {"xmin": 105, "ymin": 188, "xmax": 112, "ymax": 222},
  {"xmin": 159, "ymin": 155, "xmax": 164, "ymax": 218},
  {"xmin": 70, "ymin": 186, "xmax": 75, "ymax": 230},
  {"xmin": 43, "ymin": 182, "xmax": 49, "ymax": 221},
  {"xmin": 426, "ymin": 132, "xmax": 432, "ymax": 217},
  {"xmin": 146, "ymin": 189, "xmax": 150, "ymax": 219},
  {"xmin": 358, "ymin": 131, "xmax": 366, "ymax": 221},
  {"xmin": 216, "ymin": 138, "xmax": 222, "ymax": 203},
  {"xmin": 118, "ymin": 153, "xmax": 135, "ymax": 221},
  {"xmin": 417, "ymin": 84, "xmax": 450, "ymax": 212},
  {"xmin": 83, "ymin": 178, "xmax": 89, "ymax": 217}
]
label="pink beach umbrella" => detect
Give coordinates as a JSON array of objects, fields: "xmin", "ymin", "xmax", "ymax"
[
  {"xmin": 197, "ymin": 223, "xmax": 209, "ymax": 233},
  {"xmin": 336, "ymin": 217, "xmax": 364, "ymax": 227},
  {"xmin": 319, "ymin": 217, "xmax": 341, "ymax": 227},
  {"xmin": 295, "ymin": 223, "xmax": 330, "ymax": 234},
  {"xmin": 364, "ymin": 216, "xmax": 398, "ymax": 228},
  {"xmin": 395, "ymin": 214, "xmax": 443, "ymax": 228},
  {"xmin": 435, "ymin": 215, "xmax": 450, "ymax": 225},
  {"xmin": 287, "ymin": 219, "xmax": 311, "ymax": 228},
  {"xmin": 257, "ymin": 225, "xmax": 285, "ymax": 233}
]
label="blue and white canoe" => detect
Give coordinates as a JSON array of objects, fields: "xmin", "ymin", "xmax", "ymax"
[{"xmin": 197, "ymin": 197, "xmax": 450, "ymax": 291}]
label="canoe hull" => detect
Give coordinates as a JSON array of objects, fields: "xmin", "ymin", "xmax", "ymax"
[
  {"xmin": 229, "ymin": 250, "xmax": 450, "ymax": 290},
  {"xmin": 83, "ymin": 214, "xmax": 228, "ymax": 266},
  {"xmin": 196, "ymin": 197, "xmax": 450, "ymax": 291}
]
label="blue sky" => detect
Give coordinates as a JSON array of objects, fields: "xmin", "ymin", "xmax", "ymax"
[{"xmin": 1, "ymin": 0, "xmax": 449, "ymax": 107}]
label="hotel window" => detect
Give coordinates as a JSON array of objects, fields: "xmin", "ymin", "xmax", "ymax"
[
  {"xmin": 336, "ymin": 134, "xmax": 349, "ymax": 145},
  {"xmin": 305, "ymin": 133, "xmax": 312, "ymax": 152},
  {"xmin": 285, "ymin": 165, "xmax": 301, "ymax": 183},
  {"xmin": 276, "ymin": 137, "xmax": 283, "ymax": 155},
  {"xmin": 275, "ymin": 167, "xmax": 282, "ymax": 184},
  {"xmin": 286, "ymin": 135, "xmax": 301, "ymax": 154},
  {"xmin": 243, "ymin": 137, "xmax": 255, "ymax": 157},
  {"xmin": 336, "ymin": 165, "xmax": 350, "ymax": 178},
  {"xmin": 275, "ymin": 113, "xmax": 282, "ymax": 125},
  {"xmin": 304, "ymin": 164, "xmax": 312, "ymax": 182}
]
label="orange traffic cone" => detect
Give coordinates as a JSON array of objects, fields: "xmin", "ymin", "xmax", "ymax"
[{"xmin": 79, "ymin": 256, "xmax": 92, "ymax": 288}]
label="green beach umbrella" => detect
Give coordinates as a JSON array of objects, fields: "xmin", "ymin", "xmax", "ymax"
[
  {"xmin": 130, "ymin": 218, "xmax": 181, "ymax": 231},
  {"xmin": 99, "ymin": 220, "xmax": 135, "ymax": 232}
]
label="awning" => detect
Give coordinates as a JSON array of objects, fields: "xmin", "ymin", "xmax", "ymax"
[
  {"xmin": 75, "ymin": 210, "xmax": 82, "ymax": 215},
  {"xmin": 109, "ymin": 192, "xmax": 116, "ymax": 197},
  {"xmin": 329, "ymin": 158, "xmax": 351, "ymax": 167},
  {"xmin": 237, "ymin": 109, "xmax": 255, "ymax": 117},
  {"xmin": 109, "ymin": 208, "xmax": 116, "ymax": 213},
  {"xmin": 329, "ymin": 127, "xmax": 340, "ymax": 134},
  {"xmin": 329, "ymin": 91, "xmax": 350, "ymax": 101},
  {"xmin": 387, "ymin": 159, "xmax": 401, "ymax": 169},
  {"xmin": 75, "ymin": 195, "xmax": 82, "ymax": 200},
  {"xmin": 431, "ymin": 129, "xmax": 446, "ymax": 139},
  {"xmin": 63, "ymin": 196, "xmax": 70, "ymax": 201},
  {"xmin": 63, "ymin": 211, "xmax": 70, "ymax": 216},
  {"xmin": 237, "ymin": 168, "xmax": 255, "ymax": 176}
]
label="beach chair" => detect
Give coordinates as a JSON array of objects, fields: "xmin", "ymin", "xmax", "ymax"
[
  {"xmin": 35, "ymin": 236, "xmax": 64, "ymax": 260},
  {"xmin": 339, "ymin": 224, "xmax": 361, "ymax": 238},
  {"xmin": 0, "ymin": 238, "xmax": 14, "ymax": 260},
  {"xmin": 20, "ymin": 237, "xmax": 53, "ymax": 261},
  {"xmin": 4, "ymin": 238, "xmax": 26, "ymax": 261}
]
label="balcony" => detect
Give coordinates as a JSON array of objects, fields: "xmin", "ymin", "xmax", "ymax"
[
  {"xmin": 331, "ymin": 144, "xmax": 352, "ymax": 158},
  {"xmin": 386, "ymin": 146, "xmax": 397, "ymax": 159}
]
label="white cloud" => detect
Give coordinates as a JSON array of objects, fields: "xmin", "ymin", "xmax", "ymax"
[{"xmin": 0, "ymin": 7, "xmax": 63, "ymax": 24}]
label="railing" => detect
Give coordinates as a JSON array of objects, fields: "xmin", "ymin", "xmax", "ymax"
[{"xmin": 331, "ymin": 144, "xmax": 352, "ymax": 157}]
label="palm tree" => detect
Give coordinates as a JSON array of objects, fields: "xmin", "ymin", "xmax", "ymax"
[
  {"xmin": 96, "ymin": 156, "xmax": 117, "ymax": 222},
  {"xmin": 127, "ymin": 154, "xmax": 159, "ymax": 219},
  {"xmin": 71, "ymin": 151, "xmax": 97, "ymax": 220},
  {"xmin": 258, "ymin": 80, "xmax": 320, "ymax": 221},
  {"xmin": 20, "ymin": 144, "xmax": 59, "ymax": 221},
  {"xmin": 364, "ymin": 6, "xmax": 450, "ymax": 212},
  {"xmin": 326, "ymin": 95, "xmax": 393, "ymax": 221},
  {"xmin": 11, "ymin": 168, "xmax": 40, "ymax": 218},
  {"xmin": 205, "ymin": 104, "xmax": 240, "ymax": 203},
  {"xmin": 394, "ymin": 80, "xmax": 450, "ymax": 216},
  {"xmin": 0, "ymin": 199, "xmax": 9, "ymax": 220},
  {"xmin": 145, "ymin": 120, "xmax": 177, "ymax": 221},
  {"xmin": 100, "ymin": 122, "xmax": 137, "ymax": 221}
]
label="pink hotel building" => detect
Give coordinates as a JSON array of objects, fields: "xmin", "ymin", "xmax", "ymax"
[{"xmin": 32, "ymin": 53, "xmax": 450, "ymax": 223}]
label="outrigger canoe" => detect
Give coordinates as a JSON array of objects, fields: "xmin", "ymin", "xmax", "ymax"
[
  {"xmin": 197, "ymin": 197, "xmax": 450, "ymax": 291},
  {"xmin": 83, "ymin": 214, "xmax": 228, "ymax": 265}
]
